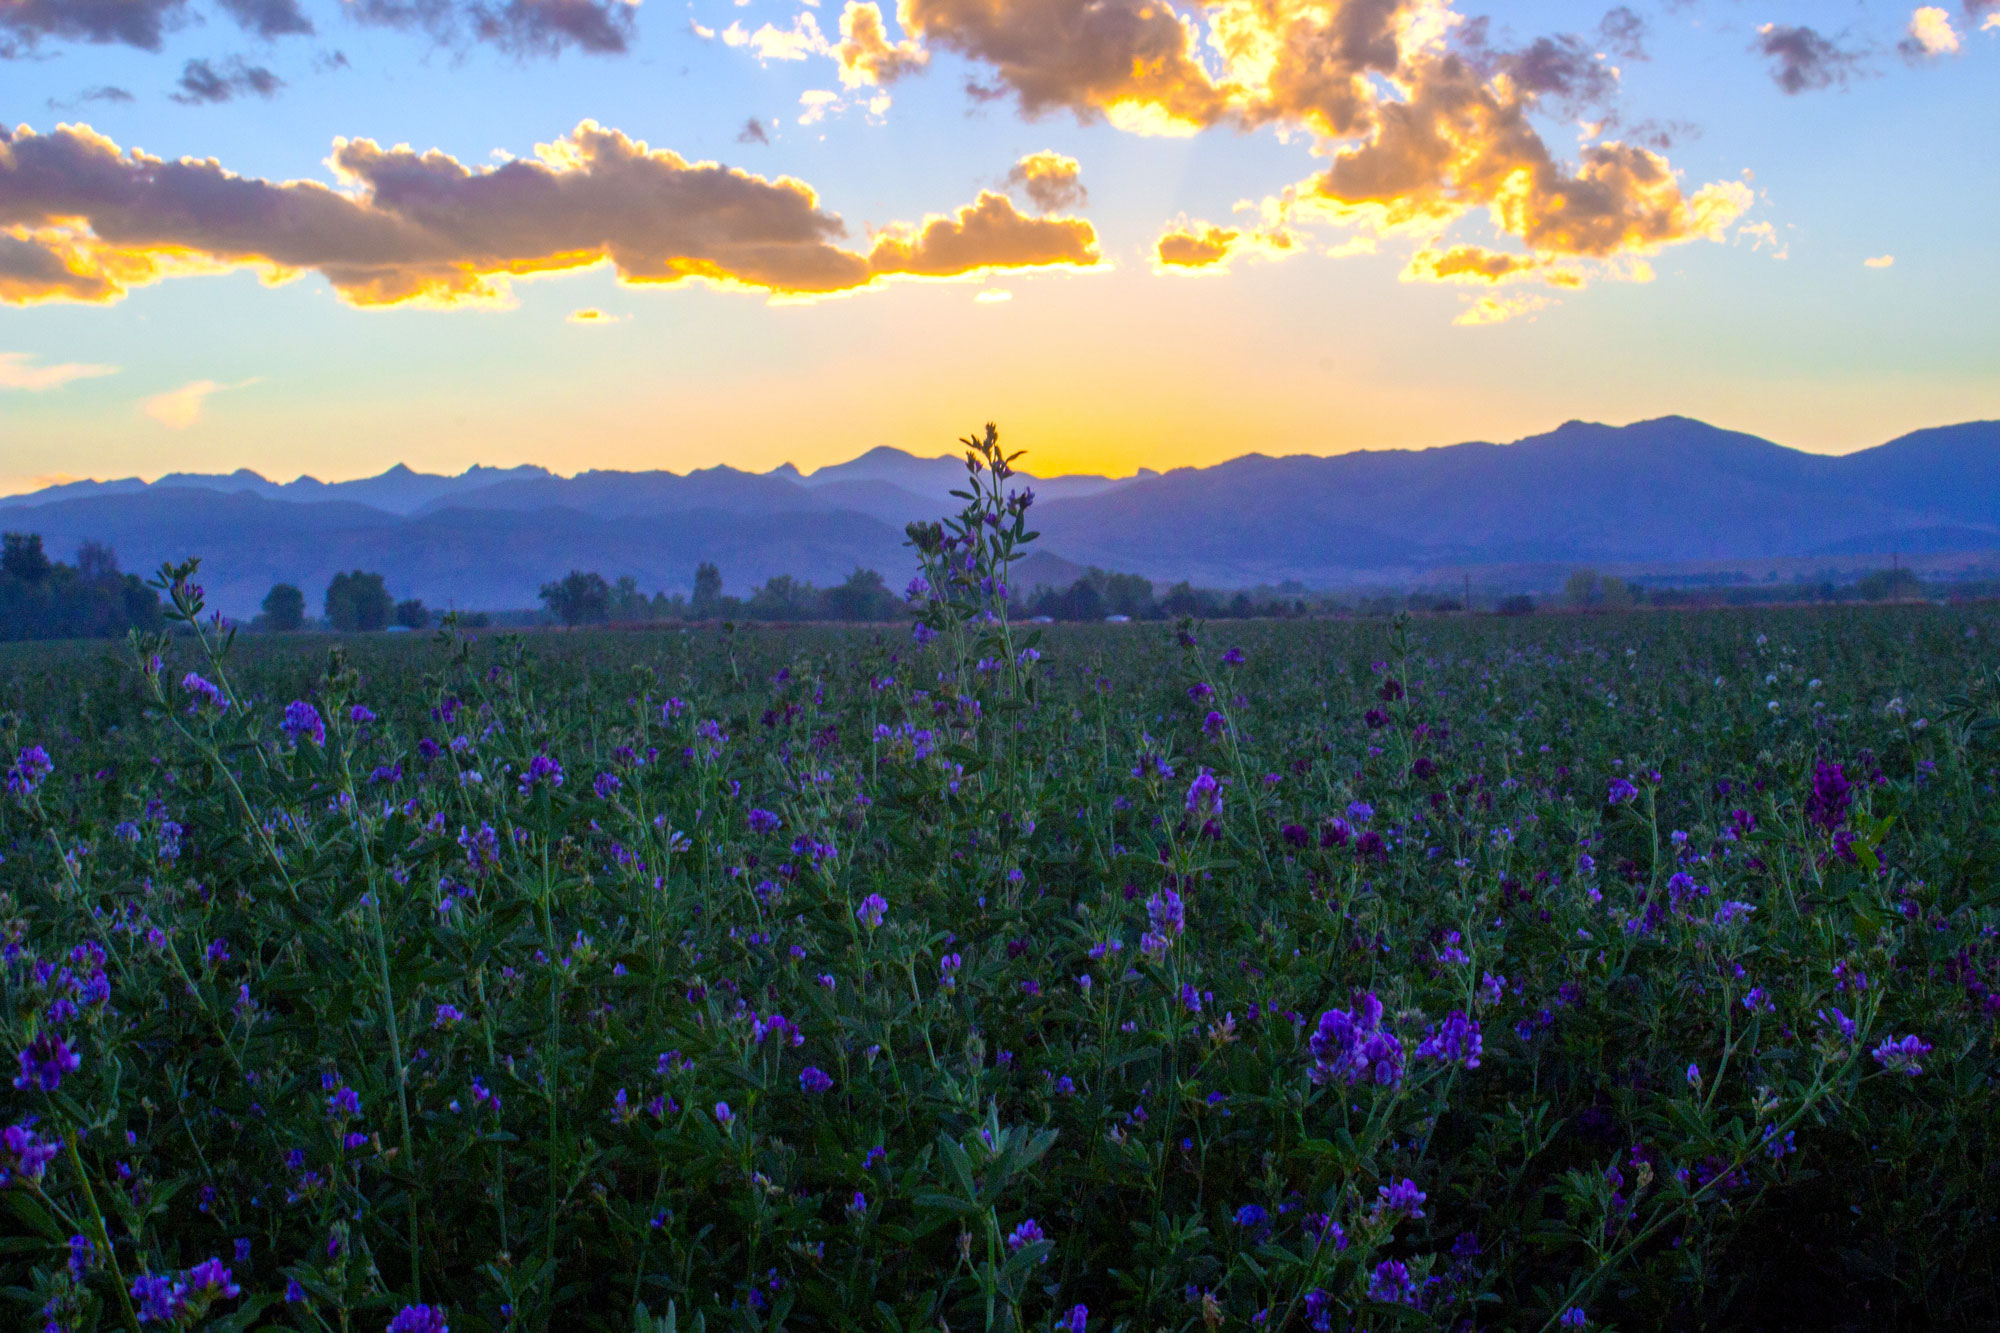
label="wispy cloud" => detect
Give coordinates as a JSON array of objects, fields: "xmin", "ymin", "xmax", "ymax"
[
  {"xmin": 1864, "ymin": 254, "xmax": 1895, "ymax": 268},
  {"xmin": 0, "ymin": 351, "xmax": 119, "ymax": 391},
  {"xmin": 142, "ymin": 378, "xmax": 257, "ymax": 429}
]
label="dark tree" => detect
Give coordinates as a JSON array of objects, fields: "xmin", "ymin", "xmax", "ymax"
[
  {"xmin": 540, "ymin": 570, "xmax": 612, "ymax": 627},
  {"xmin": 262, "ymin": 583, "xmax": 306, "ymax": 631},
  {"xmin": 0, "ymin": 536, "xmax": 160, "ymax": 642},
  {"xmin": 394, "ymin": 598, "xmax": 431, "ymax": 630},
  {"xmin": 823, "ymin": 567, "xmax": 896, "ymax": 621},
  {"xmin": 325, "ymin": 571, "xmax": 393, "ymax": 632},
  {"xmin": 692, "ymin": 562, "xmax": 724, "ymax": 616},
  {"xmin": 3, "ymin": 533, "xmax": 51, "ymax": 584}
]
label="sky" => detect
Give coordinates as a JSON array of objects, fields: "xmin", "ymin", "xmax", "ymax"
[{"xmin": 2, "ymin": 0, "xmax": 1997, "ymax": 492}]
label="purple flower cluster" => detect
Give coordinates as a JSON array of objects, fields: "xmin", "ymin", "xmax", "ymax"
[
  {"xmin": 517, "ymin": 754, "xmax": 565, "ymax": 795},
  {"xmin": 1309, "ymin": 993, "xmax": 1404, "ymax": 1087},
  {"xmin": 6, "ymin": 744, "xmax": 53, "ymax": 797},
  {"xmin": 388, "ymin": 1305, "xmax": 450, "ymax": 1333},
  {"xmin": 180, "ymin": 672, "xmax": 229, "ymax": 713},
  {"xmin": 14, "ymin": 1032, "xmax": 80, "ymax": 1092},
  {"xmin": 1141, "ymin": 887, "xmax": 1185, "ymax": 957},
  {"xmin": 747, "ymin": 807, "xmax": 783, "ymax": 833},
  {"xmin": 281, "ymin": 701, "xmax": 325, "ymax": 747},
  {"xmin": 1805, "ymin": 759, "xmax": 1852, "ymax": 833},
  {"xmin": 1416, "ymin": 1009, "xmax": 1483, "ymax": 1068},
  {"xmin": 1871, "ymin": 1033, "xmax": 1931, "ymax": 1076},
  {"xmin": 2, "ymin": 1121, "xmax": 61, "ymax": 1186}
]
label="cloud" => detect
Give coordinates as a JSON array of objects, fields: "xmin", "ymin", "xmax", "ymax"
[
  {"xmin": 1402, "ymin": 244, "xmax": 1580, "ymax": 286},
  {"xmin": 867, "ymin": 190, "xmax": 1098, "ymax": 277},
  {"xmin": 143, "ymin": 378, "xmax": 251, "ymax": 429},
  {"xmin": 1753, "ymin": 25, "xmax": 1864, "ymax": 94},
  {"xmin": 1865, "ymin": 253, "xmax": 1895, "ymax": 268},
  {"xmin": 1976, "ymin": 0, "xmax": 2000, "ymax": 32},
  {"xmin": 1005, "ymin": 150, "xmax": 1085, "ymax": 213},
  {"xmin": 1598, "ymin": 6, "xmax": 1646, "ymax": 60},
  {"xmin": 835, "ymin": 1, "xmax": 925, "ymax": 86},
  {"xmin": 345, "ymin": 0, "xmax": 636, "ymax": 56},
  {"xmin": 0, "ymin": 121, "xmax": 1102, "ymax": 308},
  {"xmin": 566, "ymin": 306, "xmax": 622, "ymax": 322},
  {"xmin": 724, "ymin": 11, "xmax": 830, "ymax": 62},
  {"xmin": 0, "ymin": 350, "xmax": 118, "ymax": 391},
  {"xmin": 1303, "ymin": 55, "xmax": 1749, "ymax": 265},
  {"xmin": 737, "ymin": 117, "xmax": 771, "ymax": 144},
  {"xmin": 76, "ymin": 85, "xmax": 136, "ymax": 103},
  {"xmin": 973, "ymin": 287, "xmax": 1010, "ymax": 302},
  {"xmin": 1901, "ymin": 6, "xmax": 1962, "ymax": 58},
  {"xmin": 1454, "ymin": 291, "xmax": 1552, "ymax": 325},
  {"xmin": 1153, "ymin": 219, "xmax": 1298, "ymax": 273},
  {"xmin": 0, "ymin": 0, "xmax": 186, "ymax": 53},
  {"xmin": 216, "ymin": 0, "xmax": 312, "ymax": 37},
  {"xmin": 171, "ymin": 56, "xmax": 285, "ymax": 104},
  {"xmin": 847, "ymin": 0, "xmax": 1748, "ymax": 291}
]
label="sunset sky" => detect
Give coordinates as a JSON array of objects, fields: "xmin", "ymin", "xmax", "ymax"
[{"xmin": 3, "ymin": 0, "xmax": 1996, "ymax": 492}]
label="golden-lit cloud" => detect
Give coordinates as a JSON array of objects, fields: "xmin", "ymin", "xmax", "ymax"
[
  {"xmin": 0, "ymin": 121, "xmax": 1103, "ymax": 309},
  {"xmin": 1865, "ymin": 254, "xmax": 1895, "ymax": 268},
  {"xmin": 1453, "ymin": 291, "xmax": 1552, "ymax": 326},
  {"xmin": 142, "ymin": 377, "xmax": 253, "ymax": 429},
  {"xmin": 820, "ymin": 0, "xmax": 1752, "ymax": 295},
  {"xmin": 1005, "ymin": 150, "xmax": 1085, "ymax": 213},
  {"xmin": 1153, "ymin": 219, "xmax": 1298, "ymax": 273},
  {"xmin": 1901, "ymin": 6, "xmax": 1962, "ymax": 57},
  {"xmin": 973, "ymin": 287, "xmax": 1011, "ymax": 303},
  {"xmin": 835, "ymin": 1, "xmax": 927, "ymax": 86},
  {"xmin": 0, "ymin": 350, "xmax": 118, "ymax": 390},
  {"xmin": 567, "ymin": 306, "xmax": 623, "ymax": 323},
  {"xmin": 867, "ymin": 190, "xmax": 1099, "ymax": 278}
]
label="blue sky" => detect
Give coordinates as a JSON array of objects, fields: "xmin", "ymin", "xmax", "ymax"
[{"xmin": 2, "ymin": 0, "xmax": 1996, "ymax": 489}]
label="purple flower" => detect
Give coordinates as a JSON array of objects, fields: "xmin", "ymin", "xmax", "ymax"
[
  {"xmin": 856, "ymin": 893, "xmax": 888, "ymax": 929},
  {"xmin": 1005, "ymin": 1218, "xmax": 1046, "ymax": 1253},
  {"xmin": 1606, "ymin": 777, "xmax": 1639, "ymax": 805},
  {"xmin": 517, "ymin": 754, "xmax": 564, "ymax": 795},
  {"xmin": 349, "ymin": 705, "xmax": 376, "ymax": 724},
  {"xmin": 1805, "ymin": 759, "xmax": 1852, "ymax": 833},
  {"xmin": 186, "ymin": 1258, "xmax": 240, "ymax": 1300},
  {"xmin": 1416, "ymin": 1010, "xmax": 1483, "ymax": 1068},
  {"xmin": 1376, "ymin": 1177, "xmax": 1427, "ymax": 1218},
  {"xmin": 1345, "ymin": 801, "xmax": 1374, "ymax": 825},
  {"xmin": 799, "ymin": 1066, "xmax": 834, "ymax": 1094},
  {"xmin": 180, "ymin": 673, "xmax": 229, "ymax": 713},
  {"xmin": 387, "ymin": 1304, "xmax": 450, "ymax": 1333},
  {"xmin": 1185, "ymin": 770, "xmax": 1223, "ymax": 818},
  {"xmin": 1060, "ymin": 1305, "xmax": 1088, "ymax": 1333},
  {"xmin": 714, "ymin": 1101, "xmax": 734, "ymax": 1125},
  {"xmin": 68, "ymin": 1234, "xmax": 94, "ymax": 1279},
  {"xmin": 1817, "ymin": 1006, "xmax": 1858, "ymax": 1042},
  {"xmin": 131, "ymin": 1273, "xmax": 186, "ymax": 1323},
  {"xmin": 2, "ymin": 1122, "xmax": 61, "ymax": 1185},
  {"xmin": 747, "ymin": 808, "xmax": 783, "ymax": 834},
  {"xmin": 1872, "ymin": 1033, "xmax": 1931, "ymax": 1076},
  {"xmin": 1221, "ymin": 647, "xmax": 1246, "ymax": 666},
  {"xmin": 1202, "ymin": 710, "xmax": 1227, "ymax": 736},
  {"xmin": 1309, "ymin": 993, "xmax": 1404, "ymax": 1087},
  {"xmin": 1140, "ymin": 887, "xmax": 1185, "ymax": 957},
  {"xmin": 433, "ymin": 1004, "xmax": 465, "ymax": 1029},
  {"xmin": 14, "ymin": 1033, "xmax": 81, "ymax": 1092},
  {"xmin": 593, "ymin": 772, "xmax": 623, "ymax": 799},
  {"xmin": 1367, "ymin": 1258, "xmax": 1416, "ymax": 1304},
  {"xmin": 6, "ymin": 745, "xmax": 53, "ymax": 797},
  {"xmin": 281, "ymin": 701, "xmax": 326, "ymax": 748}
]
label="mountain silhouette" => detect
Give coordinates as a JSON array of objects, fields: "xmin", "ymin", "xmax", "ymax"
[{"xmin": 3, "ymin": 416, "xmax": 1995, "ymax": 614}]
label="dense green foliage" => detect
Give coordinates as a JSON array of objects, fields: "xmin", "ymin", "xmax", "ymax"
[
  {"xmin": 3, "ymin": 442, "xmax": 2000, "ymax": 1332},
  {"xmin": 325, "ymin": 573, "xmax": 394, "ymax": 634}
]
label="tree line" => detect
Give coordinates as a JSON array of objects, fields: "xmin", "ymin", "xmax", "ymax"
[{"xmin": 0, "ymin": 534, "xmax": 162, "ymax": 642}]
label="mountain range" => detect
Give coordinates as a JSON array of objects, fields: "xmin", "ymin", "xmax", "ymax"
[{"xmin": 3, "ymin": 416, "xmax": 1995, "ymax": 616}]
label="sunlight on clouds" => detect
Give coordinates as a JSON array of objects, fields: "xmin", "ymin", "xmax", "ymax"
[
  {"xmin": 0, "ymin": 351, "xmax": 119, "ymax": 391},
  {"xmin": 1453, "ymin": 292, "xmax": 1553, "ymax": 326},
  {"xmin": 1865, "ymin": 254, "xmax": 1895, "ymax": 268},
  {"xmin": 1902, "ymin": 7, "xmax": 1961, "ymax": 57},
  {"xmin": 973, "ymin": 288, "xmax": 1011, "ymax": 303}
]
